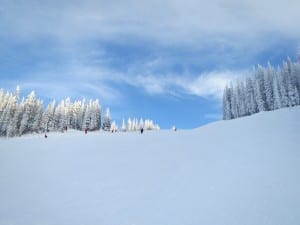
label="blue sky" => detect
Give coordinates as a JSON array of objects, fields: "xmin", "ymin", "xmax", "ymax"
[{"xmin": 0, "ymin": 0, "xmax": 299, "ymax": 129}]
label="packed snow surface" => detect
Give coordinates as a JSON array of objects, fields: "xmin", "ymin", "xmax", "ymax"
[{"xmin": 1, "ymin": 107, "xmax": 299, "ymax": 225}]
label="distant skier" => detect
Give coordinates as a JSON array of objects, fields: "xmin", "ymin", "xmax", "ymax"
[
  {"xmin": 141, "ymin": 128, "xmax": 144, "ymax": 134},
  {"xmin": 85, "ymin": 128, "xmax": 88, "ymax": 134},
  {"xmin": 44, "ymin": 133, "xmax": 48, "ymax": 138}
]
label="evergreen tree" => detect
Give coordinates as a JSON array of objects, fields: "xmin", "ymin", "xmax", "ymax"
[
  {"xmin": 110, "ymin": 121, "xmax": 118, "ymax": 132},
  {"xmin": 230, "ymin": 83, "xmax": 238, "ymax": 118},
  {"xmin": 127, "ymin": 118, "xmax": 132, "ymax": 131},
  {"xmin": 89, "ymin": 100, "xmax": 101, "ymax": 131},
  {"xmin": 32, "ymin": 100, "xmax": 44, "ymax": 133},
  {"xmin": 245, "ymin": 77, "xmax": 257, "ymax": 115},
  {"xmin": 41, "ymin": 100, "xmax": 56, "ymax": 132},
  {"xmin": 278, "ymin": 69, "xmax": 290, "ymax": 107},
  {"xmin": 237, "ymin": 81, "xmax": 247, "ymax": 116},
  {"xmin": 254, "ymin": 66, "xmax": 267, "ymax": 112},
  {"xmin": 287, "ymin": 76, "xmax": 298, "ymax": 106},
  {"xmin": 121, "ymin": 119, "xmax": 127, "ymax": 131},
  {"xmin": 83, "ymin": 103, "xmax": 91, "ymax": 131},
  {"xmin": 264, "ymin": 63, "xmax": 274, "ymax": 110},
  {"xmin": 19, "ymin": 91, "xmax": 42, "ymax": 135},
  {"xmin": 102, "ymin": 108, "xmax": 111, "ymax": 131},
  {"xmin": 6, "ymin": 87, "xmax": 21, "ymax": 137},
  {"xmin": 222, "ymin": 85, "xmax": 232, "ymax": 120},
  {"xmin": 0, "ymin": 92, "xmax": 11, "ymax": 135},
  {"xmin": 272, "ymin": 73, "xmax": 282, "ymax": 110}
]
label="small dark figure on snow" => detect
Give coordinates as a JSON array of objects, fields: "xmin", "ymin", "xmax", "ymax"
[
  {"xmin": 44, "ymin": 133, "xmax": 48, "ymax": 138},
  {"xmin": 141, "ymin": 128, "xmax": 144, "ymax": 134},
  {"xmin": 85, "ymin": 128, "xmax": 88, "ymax": 134}
]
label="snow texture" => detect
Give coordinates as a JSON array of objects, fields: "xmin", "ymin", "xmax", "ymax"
[{"xmin": 0, "ymin": 107, "xmax": 300, "ymax": 225}]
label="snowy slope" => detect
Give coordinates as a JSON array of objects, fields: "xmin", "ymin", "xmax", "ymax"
[{"xmin": 0, "ymin": 107, "xmax": 299, "ymax": 225}]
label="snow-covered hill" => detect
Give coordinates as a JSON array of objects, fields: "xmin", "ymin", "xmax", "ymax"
[{"xmin": 0, "ymin": 107, "xmax": 299, "ymax": 225}]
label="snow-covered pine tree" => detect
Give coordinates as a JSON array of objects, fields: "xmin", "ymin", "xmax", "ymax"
[
  {"xmin": 279, "ymin": 65, "xmax": 290, "ymax": 107},
  {"xmin": 53, "ymin": 103, "xmax": 61, "ymax": 131},
  {"xmin": 89, "ymin": 99, "xmax": 101, "ymax": 131},
  {"xmin": 75, "ymin": 100, "xmax": 84, "ymax": 130},
  {"xmin": 132, "ymin": 118, "xmax": 138, "ymax": 131},
  {"xmin": 254, "ymin": 66, "xmax": 267, "ymax": 112},
  {"xmin": 290, "ymin": 60, "xmax": 300, "ymax": 94},
  {"xmin": 264, "ymin": 63, "xmax": 275, "ymax": 110},
  {"xmin": 237, "ymin": 81, "xmax": 247, "ymax": 117},
  {"xmin": 229, "ymin": 82, "xmax": 239, "ymax": 119},
  {"xmin": 110, "ymin": 120, "xmax": 118, "ymax": 132},
  {"xmin": 245, "ymin": 77, "xmax": 257, "ymax": 115},
  {"xmin": 41, "ymin": 100, "xmax": 55, "ymax": 132},
  {"xmin": 0, "ymin": 94, "xmax": 15, "ymax": 136},
  {"xmin": 63, "ymin": 97, "xmax": 72, "ymax": 129},
  {"xmin": 6, "ymin": 86, "xmax": 21, "ymax": 137},
  {"xmin": 102, "ymin": 108, "xmax": 111, "ymax": 131},
  {"xmin": 121, "ymin": 119, "xmax": 127, "ymax": 131},
  {"xmin": 222, "ymin": 85, "xmax": 232, "ymax": 120},
  {"xmin": 70, "ymin": 100, "xmax": 85, "ymax": 130},
  {"xmin": 19, "ymin": 91, "xmax": 42, "ymax": 135},
  {"xmin": 287, "ymin": 75, "xmax": 299, "ymax": 107},
  {"xmin": 0, "ymin": 91, "xmax": 11, "ymax": 136},
  {"xmin": 83, "ymin": 101, "xmax": 91, "ymax": 131},
  {"xmin": 272, "ymin": 72, "xmax": 282, "ymax": 110},
  {"xmin": 31, "ymin": 99, "xmax": 43, "ymax": 133},
  {"xmin": 127, "ymin": 118, "xmax": 132, "ymax": 131},
  {"xmin": 145, "ymin": 119, "xmax": 155, "ymax": 130}
]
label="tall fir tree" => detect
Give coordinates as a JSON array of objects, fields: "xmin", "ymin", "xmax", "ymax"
[{"xmin": 102, "ymin": 108, "xmax": 111, "ymax": 131}]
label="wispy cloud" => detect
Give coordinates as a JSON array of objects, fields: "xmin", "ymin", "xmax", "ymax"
[
  {"xmin": 1, "ymin": 66, "xmax": 122, "ymax": 103},
  {"xmin": 122, "ymin": 70, "xmax": 243, "ymax": 99},
  {"xmin": 183, "ymin": 71, "xmax": 242, "ymax": 99},
  {"xmin": 2, "ymin": 60, "xmax": 243, "ymax": 103},
  {"xmin": 1, "ymin": 0, "xmax": 300, "ymax": 44}
]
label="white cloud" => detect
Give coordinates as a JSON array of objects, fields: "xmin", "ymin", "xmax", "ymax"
[
  {"xmin": 122, "ymin": 70, "xmax": 244, "ymax": 99},
  {"xmin": 1, "ymin": 66, "xmax": 122, "ymax": 104},
  {"xmin": 3, "ymin": 62, "xmax": 243, "ymax": 102},
  {"xmin": 1, "ymin": 0, "xmax": 300, "ymax": 44},
  {"xmin": 21, "ymin": 81, "xmax": 119, "ymax": 102},
  {"xmin": 183, "ymin": 71, "xmax": 242, "ymax": 99}
]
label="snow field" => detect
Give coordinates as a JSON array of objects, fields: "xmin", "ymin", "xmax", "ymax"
[{"xmin": 0, "ymin": 107, "xmax": 299, "ymax": 225}]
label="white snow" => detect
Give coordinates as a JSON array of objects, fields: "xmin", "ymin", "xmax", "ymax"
[{"xmin": 0, "ymin": 107, "xmax": 300, "ymax": 225}]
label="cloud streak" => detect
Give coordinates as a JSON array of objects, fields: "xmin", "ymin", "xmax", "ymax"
[
  {"xmin": 125, "ymin": 70, "xmax": 242, "ymax": 99},
  {"xmin": 2, "ymin": 59, "xmax": 242, "ymax": 103},
  {"xmin": 1, "ymin": 0, "xmax": 300, "ymax": 44}
]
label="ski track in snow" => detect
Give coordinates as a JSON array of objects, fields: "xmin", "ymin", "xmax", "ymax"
[{"xmin": 0, "ymin": 107, "xmax": 300, "ymax": 225}]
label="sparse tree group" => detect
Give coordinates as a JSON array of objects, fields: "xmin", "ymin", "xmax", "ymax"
[
  {"xmin": 118, "ymin": 117, "xmax": 160, "ymax": 132},
  {"xmin": 223, "ymin": 56, "xmax": 300, "ymax": 120},
  {"xmin": 100, "ymin": 108, "xmax": 160, "ymax": 133}
]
